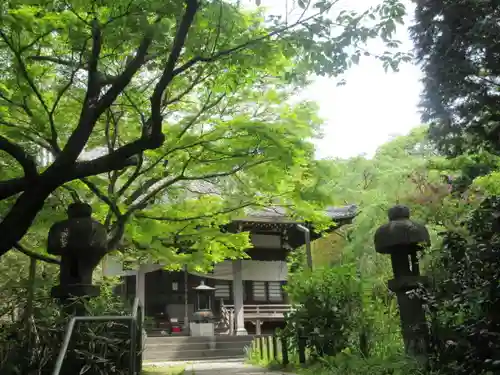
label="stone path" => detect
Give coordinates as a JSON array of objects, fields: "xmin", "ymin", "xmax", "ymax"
[
  {"xmin": 147, "ymin": 359, "xmax": 292, "ymax": 374},
  {"xmin": 185, "ymin": 360, "xmax": 289, "ymax": 374}
]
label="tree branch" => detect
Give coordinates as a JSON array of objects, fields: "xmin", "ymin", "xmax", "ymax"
[
  {"xmin": 0, "ymin": 30, "xmax": 53, "ymax": 133},
  {"xmin": 13, "ymin": 243, "xmax": 60, "ymax": 265},
  {"xmin": 126, "ymin": 159, "xmax": 270, "ymax": 217},
  {"xmin": 27, "ymin": 55, "xmax": 117, "ymax": 85},
  {"xmin": 51, "ymin": 18, "xmax": 103, "ymax": 166},
  {"xmin": 80, "ymin": 177, "xmax": 122, "ymax": 218},
  {"xmin": 136, "ymin": 202, "xmax": 256, "ymax": 222},
  {"xmin": 170, "ymin": 3, "xmax": 333, "ymax": 78},
  {"xmin": 0, "ymin": 135, "xmax": 37, "ymax": 178},
  {"xmin": 0, "ymin": 152, "xmax": 138, "ymax": 200},
  {"xmin": 148, "ymin": 0, "xmax": 200, "ymax": 145}
]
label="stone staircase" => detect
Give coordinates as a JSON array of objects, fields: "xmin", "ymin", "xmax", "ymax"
[{"xmin": 143, "ymin": 335, "xmax": 254, "ymax": 362}]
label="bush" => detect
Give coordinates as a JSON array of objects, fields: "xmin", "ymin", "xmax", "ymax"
[
  {"xmin": 301, "ymin": 352, "xmax": 430, "ymax": 375},
  {"xmin": 0, "ymin": 277, "xmax": 136, "ymax": 375},
  {"xmin": 424, "ymin": 197, "xmax": 500, "ymax": 375},
  {"xmin": 283, "ymin": 264, "xmax": 364, "ymax": 357}
]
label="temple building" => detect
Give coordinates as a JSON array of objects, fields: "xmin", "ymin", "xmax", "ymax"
[{"xmin": 104, "ymin": 205, "xmax": 356, "ymax": 336}]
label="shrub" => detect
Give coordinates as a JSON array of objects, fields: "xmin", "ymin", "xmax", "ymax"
[
  {"xmin": 0, "ymin": 278, "xmax": 136, "ymax": 375},
  {"xmin": 302, "ymin": 352, "xmax": 430, "ymax": 375},
  {"xmin": 425, "ymin": 196, "xmax": 500, "ymax": 375},
  {"xmin": 283, "ymin": 264, "xmax": 363, "ymax": 357}
]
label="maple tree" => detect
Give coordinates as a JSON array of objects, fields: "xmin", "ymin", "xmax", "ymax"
[{"xmin": 0, "ymin": 0, "xmax": 409, "ymax": 259}]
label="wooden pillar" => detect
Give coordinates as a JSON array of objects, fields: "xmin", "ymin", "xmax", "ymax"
[
  {"xmin": 136, "ymin": 265, "xmax": 146, "ymax": 320},
  {"xmin": 232, "ymin": 259, "xmax": 247, "ymax": 335},
  {"xmin": 256, "ymin": 319, "xmax": 262, "ymax": 336},
  {"xmin": 183, "ymin": 265, "xmax": 189, "ymax": 329}
]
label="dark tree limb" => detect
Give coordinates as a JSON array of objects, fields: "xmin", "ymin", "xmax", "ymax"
[
  {"xmin": 0, "ymin": 148, "xmax": 140, "ymax": 200},
  {"xmin": 52, "ymin": 18, "xmax": 103, "ymax": 166},
  {"xmin": 0, "ymin": 135, "xmax": 37, "ymax": 178},
  {"xmin": 148, "ymin": 0, "xmax": 200, "ymax": 144},
  {"xmin": 80, "ymin": 177, "xmax": 122, "ymax": 218},
  {"xmin": 13, "ymin": 243, "xmax": 60, "ymax": 265},
  {"xmin": 0, "ymin": 2, "xmax": 201, "ymax": 257}
]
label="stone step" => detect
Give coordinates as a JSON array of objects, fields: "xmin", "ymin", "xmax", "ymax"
[
  {"xmin": 143, "ymin": 348, "xmax": 247, "ymax": 362},
  {"xmin": 215, "ymin": 335, "xmax": 253, "ymax": 343},
  {"xmin": 143, "ymin": 334, "xmax": 254, "ymax": 362},
  {"xmin": 146, "ymin": 335, "xmax": 211, "ymax": 345},
  {"xmin": 144, "ymin": 355, "xmax": 247, "ymax": 364},
  {"xmin": 216, "ymin": 340, "xmax": 251, "ymax": 351},
  {"xmin": 145, "ymin": 338, "xmax": 251, "ymax": 350},
  {"xmin": 145, "ymin": 341, "xmax": 210, "ymax": 351},
  {"xmin": 146, "ymin": 335, "xmax": 254, "ymax": 344}
]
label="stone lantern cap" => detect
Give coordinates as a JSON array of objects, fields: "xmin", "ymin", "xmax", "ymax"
[
  {"xmin": 374, "ymin": 205, "xmax": 430, "ymax": 255},
  {"xmin": 193, "ymin": 280, "xmax": 215, "ymax": 291},
  {"xmin": 47, "ymin": 202, "xmax": 108, "ymax": 296},
  {"xmin": 47, "ymin": 202, "xmax": 107, "ymax": 257}
]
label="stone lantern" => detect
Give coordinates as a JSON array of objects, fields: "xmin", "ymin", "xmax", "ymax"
[
  {"xmin": 190, "ymin": 280, "xmax": 216, "ymax": 336},
  {"xmin": 374, "ymin": 205, "xmax": 430, "ymax": 359},
  {"xmin": 47, "ymin": 202, "xmax": 108, "ymax": 314}
]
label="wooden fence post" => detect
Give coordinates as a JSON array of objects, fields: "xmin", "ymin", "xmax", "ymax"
[
  {"xmin": 272, "ymin": 335, "xmax": 278, "ymax": 361},
  {"xmin": 298, "ymin": 335, "xmax": 306, "ymax": 364},
  {"xmin": 259, "ymin": 336, "xmax": 264, "ymax": 359},
  {"xmin": 266, "ymin": 336, "xmax": 271, "ymax": 361},
  {"xmin": 281, "ymin": 336, "xmax": 289, "ymax": 366}
]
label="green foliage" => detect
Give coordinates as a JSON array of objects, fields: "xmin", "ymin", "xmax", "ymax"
[
  {"xmin": 424, "ymin": 196, "xmax": 500, "ymax": 375},
  {"xmin": 310, "ymin": 126, "xmax": 450, "ymax": 278},
  {"xmin": 279, "ymin": 126, "xmax": 479, "ymax": 374},
  {"xmin": 0, "ymin": 0, "xmax": 411, "ymax": 257},
  {"xmin": 0, "ymin": 251, "xmax": 58, "ymax": 321},
  {"xmin": 0, "ymin": 278, "xmax": 134, "ymax": 375},
  {"xmin": 411, "ymin": 0, "xmax": 500, "ymax": 157},
  {"xmin": 301, "ymin": 353, "xmax": 429, "ymax": 375},
  {"xmin": 283, "ymin": 265, "xmax": 364, "ymax": 357}
]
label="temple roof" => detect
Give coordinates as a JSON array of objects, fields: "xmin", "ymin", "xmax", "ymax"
[
  {"xmin": 160, "ymin": 180, "xmax": 358, "ymax": 227},
  {"xmin": 233, "ymin": 204, "xmax": 358, "ymax": 224}
]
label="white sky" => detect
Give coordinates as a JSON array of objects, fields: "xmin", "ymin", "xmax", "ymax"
[{"xmin": 246, "ymin": 0, "xmax": 422, "ymax": 159}]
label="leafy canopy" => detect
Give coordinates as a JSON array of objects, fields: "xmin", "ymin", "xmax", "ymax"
[
  {"xmin": 0, "ymin": 0, "xmax": 410, "ymax": 258},
  {"xmin": 411, "ymin": 0, "xmax": 500, "ymax": 156}
]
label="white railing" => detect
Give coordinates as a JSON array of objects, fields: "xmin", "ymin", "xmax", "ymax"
[
  {"xmin": 222, "ymin": 304, "xmax": 293, "ymax": 335},
  {"xmin": 224, "ymin": 304, "xmax": 292, "ymax": 318},
  {"xmin": 219, "ymin": 299, "xmax": 234, "ymax": 335}
]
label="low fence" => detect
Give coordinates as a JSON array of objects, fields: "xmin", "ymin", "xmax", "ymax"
[{"xmin": 250, "ymin": 334, "xmax": 308, "ymax": 366}]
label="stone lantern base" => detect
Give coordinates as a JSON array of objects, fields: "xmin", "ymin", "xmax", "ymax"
[
  {"xmin": 51, "ymin": 284, "xmax": 101, "ymax": 299},
  {"xmin": 51, "ymin": 284, "xmax": 101, "ymax": 315},
  {"xmin": 387, "ymin": 275, "xmax": 429, "ymax": 292},
  {"xmin": 388, "ymin": 275, "xmax": 429, "ymax": 360}
]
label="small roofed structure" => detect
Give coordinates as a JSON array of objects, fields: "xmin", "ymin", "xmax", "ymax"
[{"xmin": 225, "ymin": 204, "xmax": 357, "ymax": 248}]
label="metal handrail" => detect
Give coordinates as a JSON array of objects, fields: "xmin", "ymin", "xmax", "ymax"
[{"xmin": 51, "ymin": 297, "xmax": 143, "ymax": 375}]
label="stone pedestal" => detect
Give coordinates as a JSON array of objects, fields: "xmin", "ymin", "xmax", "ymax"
[
  {"xmin": 51, "ymin": 284, "xmax": 101, "ymax": 315},
  {"xmin": 189, "ymin": 322, "xmax": 215, "ymax": 336},
  {"xmin": 388, "ymin": 276, "xmax": 429, "ymax": 359},
  {"xmin": 46, "ymin": 203, "xmax": 109, "ymax": 375}
]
